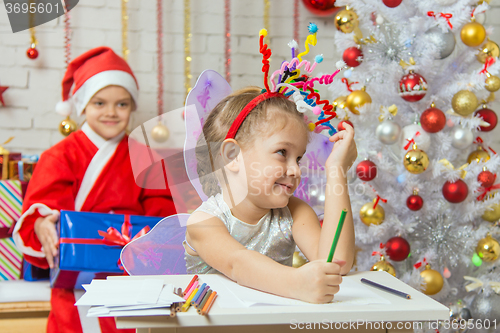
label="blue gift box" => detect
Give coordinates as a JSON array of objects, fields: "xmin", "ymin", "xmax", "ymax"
[{"xmin": 51, "ymin": 210, "xmax": 163, "ymax": 289}]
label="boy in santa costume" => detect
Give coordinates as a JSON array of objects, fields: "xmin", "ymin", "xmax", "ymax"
[{"xmin": 13, "ymin": 46, "xmax": 177, "ymax": 333}]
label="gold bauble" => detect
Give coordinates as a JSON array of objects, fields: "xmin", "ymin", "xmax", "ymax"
[
  {"xmin": 346, "ymin": 88, "xmax": 371, "ymax": 114},
  {"xmin": 467, "ymin": 146, "xmax": 490, "ymax": 164},
  {"xmin": 371, "ymin": 256, "xmax": 396, "ymax": 277},
  {"xmin": 420, "ymin": 264, "xmax": 444, "ymax": 295},
  {"xmin": 334, "ymin": 95, "xmax": 348, "ymax": 110},
  {"xmin": 476, "ymin": 40, "xmax": 500, "ymax": 64},
  {"xmin": 151, "ymin": 123, "xmax": 170, "ymax": 143},
  {"xmin": 360, "ymin": 199, "xmax": 385, "ymax": 226},
  {"xmin": 460, "ymin": 22, "xmax": 486, "ymax": 47},
  {"xmin": 485, "ymin": 74, "xmax": 500, "ymax": 92},
  {"xmin": 476, "ymin": 234, "xmax": 500, "ymax": 262},
  {"xmin": 403, "ymin": 144, "xmax": 429, "ymax": 174},
  {"xmin": 59, "ymin": 117, "xmax": 77, "ymax": 136},
  {"xmin": 451, "ymin": 90, "xmax": 478, "ymax": 116},
  {"xmin": 334, "ymin": 8, "xmax": 359, "ymax": 34},
  {"xmin": 482, "ymin": 202, "xmax": 500, "ymax": 222},
  {"xmin": 292, "ymin": 251, "xmax": 308, "ymax": 268}
]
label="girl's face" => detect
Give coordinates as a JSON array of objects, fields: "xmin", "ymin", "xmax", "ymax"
[
  {"xmin": 240, "ymin": 109, "xmax": 308, "ymax": 209},
  {"xmin": 84, "ymin": 85, "xmax": 133, "ymax": 140}
]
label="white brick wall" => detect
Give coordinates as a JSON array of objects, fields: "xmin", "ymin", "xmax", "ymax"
[{"xmin": 0, "ymin": 0, "xmax": 499, "ymax": 155}]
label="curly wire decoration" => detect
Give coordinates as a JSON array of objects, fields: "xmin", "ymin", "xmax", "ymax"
[
  {"xmin": 270, "ymin": 58, "xmax": 321, "ymax": 92},
  {"xmin": 259, "ymin": 29, "xmax": 272, "ymax": 92}
]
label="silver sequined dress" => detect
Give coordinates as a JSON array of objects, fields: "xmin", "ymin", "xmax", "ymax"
[{"xmin": 184, "ymin": 192, "xmax": 296, "ymax": 274}]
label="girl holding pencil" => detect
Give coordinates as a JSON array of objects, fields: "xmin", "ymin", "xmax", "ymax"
[{"xmin": 181, "ymin": 27, "xmax": 357, "ymax": 304}]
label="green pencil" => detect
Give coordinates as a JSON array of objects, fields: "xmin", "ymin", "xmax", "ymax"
[{"xmin": 327, "ymin": 208, "xmax": 348, "ymax": 263}]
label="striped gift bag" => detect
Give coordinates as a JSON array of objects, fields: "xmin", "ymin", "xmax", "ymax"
[{"xmin": 0, "ymin": 180, "xmax": 23, "ymax": 280}]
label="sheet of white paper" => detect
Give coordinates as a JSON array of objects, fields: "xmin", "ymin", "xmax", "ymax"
[
  {"xmin": 158, "ymin": 284, "xmax": 185, "ymax": 303},
  {"xmin": 137, "ymin": 279, "xmax": 164, "ymax": 304},
  {"xmin": 88, "ymin": 307, "xmax": 171, "ymax": 317}
]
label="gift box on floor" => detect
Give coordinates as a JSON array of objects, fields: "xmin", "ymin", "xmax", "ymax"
[
  {"xmin": 51, "ymin": 210, "xmax": 164, "ymax": 289},
  {"xmin": 0, "ymin": 180, "xmax": 23, "ymax": 280},
  {"xmin": 9, "ymin": 159, "xmax": 38, "ymax": 182}
]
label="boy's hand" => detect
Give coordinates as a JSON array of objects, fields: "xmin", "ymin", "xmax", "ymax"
[
  {"xmin": 34, "ymin": 212, "xmax": 60, "ymax": 269},
  {"xmin": 325, "ymin": 123, "xmax": 357, "ymax": 174},
  {"xmin": 291, "ymin": 259, "xmax": 346, "ymax": 303}
]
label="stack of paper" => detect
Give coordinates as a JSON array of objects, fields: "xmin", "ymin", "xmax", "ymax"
[{"xmin": 75, "ymin": 279, "xmax": 185, "ymax": 317}]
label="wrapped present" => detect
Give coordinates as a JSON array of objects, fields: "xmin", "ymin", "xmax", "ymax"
[
  {"xmin": 0, "ymin": 137, "xmax": 22, "ymax": 180},
  {"xmin": 22, "ymin": 259, "xmax": 50, "ymax": 281},
  {"xmin": 9, "ymin": 160, "xmax": 38, "ymax": 182},
  {"xmin": 51, "ymin": 210, "xmax": 164, "ymax": 289},
  {"xmin": 0, "ymin": 179, "xmax": 23, "ymax": 280}
]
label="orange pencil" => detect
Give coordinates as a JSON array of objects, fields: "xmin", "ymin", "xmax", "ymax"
[
  {"xmin": 183, "ymin": 275, "xmax": 198, "ymax": 296},
  {"xmin": 200, "ymin": 292, "xmax": 217, "ymax": 315}
]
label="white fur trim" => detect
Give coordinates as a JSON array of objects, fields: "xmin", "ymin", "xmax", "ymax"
[
  {"xmin": 55, "ymin": 100, "xmax": 73, "ymax": 116},
  {"xmin": 12, "ymin": 203, "xmax": 59, "ymax": 258},
  {"xmin": 72, "ymin": 70, "xmax": 138, "ymax": 116}
]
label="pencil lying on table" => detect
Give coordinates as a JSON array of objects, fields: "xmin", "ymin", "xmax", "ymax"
[
  {"xmin": 199, "ymin": 291, "xmax": 217, "ymax": 316},
  {"xmin": 170, "ymin": 287, "xmax": 185, "ymax": 317},
  {"xmin": 361, "ymin": 278, "xmax": 411, "ymax": 299},
  {"xmin": 196, "ymin": 289, "xmax": 212, "ymax": 312},
  {"xmin": 183, "ymin": 275, "xmax": 198, "ymax": 296}
]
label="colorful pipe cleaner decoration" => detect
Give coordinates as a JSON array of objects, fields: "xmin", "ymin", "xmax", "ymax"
[{"xmin": 259, "ymin": 23, "xmax": 346, "ymax": 134}]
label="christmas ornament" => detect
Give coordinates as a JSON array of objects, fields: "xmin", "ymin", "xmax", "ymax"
[
  {"xmin": 356, "ymin": 160, "xmax": 377, "ymax": 181},
  {"xmin": 424, "ymin": 26, "xmax": 456, "ymax": 59},
  {"xmin": 122, "ymin": 0, "xmax": 129, "ymax": 61},
  {"xmin": 293, "ymin": 251, "xmax": 307, "ymax": 268},
  {"xmin": 467, "ymin": 146, "xmax": 490, "ymax": 164},
  {"xmin": 0, "ymin": 86, "xmax": 8, "ymax": 107},
  {"xmin": 294, "ymin": 0, "xmax": 300, "ymax": 44},
  {"xmin": 475, "ymin": 106, "xmax": 497, "ymax": 132},
  {"xmin": 470, "ymin": 292, "xmax": 500, "ymax": 328},
  {"xmin": 346, "ymin": 87, "xmax": 371, "ymax": 113},
  {"xmin": 385, "ymin": 237, "xmax": 410, "ymax": 261},
  {"xmin": 225, "ymin": 0, "xmax": 231, "ymax": 83},
  {"xmin": 478, "ymin": 169, "xmax": 496, "ymax": 188},
  {"xmin": 398, "ymin": 70, "xmax": 427, "ymax": 102},
  {"xmin": 485, "ymin": 73, "xmax": 500, "ymax": 92},
  {"xmin": 27, "ymin": 13, "xmax": 38, "ymax": 60},
  {"xmin": 151, "ymin": 123, "xmax": 170, "ymax": 143},
  {"xmin": 476, "ymin": 40, "xmax": 499, "ymax": 64},
  {"xmin": 301, "ymin": 0, "xmax": 339, "ymax": 17},
  {"xmin": 342, "ymin": 47, "xmax": 363, "ymax": 68},
  {"xmin": 404, "ymin": 144, "xmax": 429, "ymax": 174},
  {"xmin": 451, "ymin": 126, "xmax": 473, "ymax": 149},
  {"xmin": 449, "ymin": 301, "xmax": 473, "ymax": 329},
  {"xmin": 371, "ymin": 255, "xmax": 396, "ymax": 276},
  {"xmin": 382, "ymin": 0, "xmax": 402, "ymax": 8},
  {"xmin": 26, "ymin": 46, "xmax": 38, "ymax": 59},
  {"xmin": 460, "ymin": 20, "xmax": 486, "ymax": 47},
  {"xmin": 360, "ymin": 198, "xmax": 385, "ymax": 225},
  {"xmin": 337, "ymin": 119, "xmax": 353, "ymax": 131},
  {"xmin": 442, "ymin": 179, "xmax": 468, "ymax": 203},
  {"xmin": 407, "ymin": 189, "xmax": 423, "ymax": 211},
  {"xmin": 481, "ymin": 202, "xmax": 500, "ymax": 222},
  {"xmin": 58, "ymin": 116, "xmax": 77, "ymax": 136},
  {"xmin": 451, "ymin": 90, "xmax": 478, "ymax": 116},
  {"xmin": 334, "ymin": 7, "xmax": 359, "ymax": 34},
  {"xmin": 401, "ymin": 123, "xmax": 430, "ymax": 152},
  {"xmin": 420, "ymin": 103, "xmax": 446, "ymax": 133},
  {"xmin": 420, "ymin": 263, "xmax": 444, "ymax": 295},
  {"xmin": 364, "ymin": 24, "xmax": 412, "ymax": 64},
  {"xmin": 376, "ymin": 119, "xmax": 401, "ymax": 145},
  {"xmin": 184, "ymin": 0, "xmax": 192, "ymax": 97},
  {"xmin": 476, "ymin": 234, "xmax": 500, "ymax": 261},
  {"xmin": 63, "ymin": 0, "xmax": 72, "ymax": 67},
  {"xmin": 333, "ymin": 96, "xmax": 347, "ymax": 110}
]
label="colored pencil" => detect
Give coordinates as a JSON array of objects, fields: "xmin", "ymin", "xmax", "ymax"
[
  {"xmin": 181, "ymin": 287, "xmax": 198, "ymax": 312},
  {"xmin": 197, "ymin": 290, "xmax": 212, "ymax": 313},
  {"xmin": 200, "ymin": 292, "xmax": 217, "ymax": 316},
  {"xmin": 191, "ymin": 283, "xmax": 207, "ymax": 305},
  {"xmin": 194, "ymin": 285, "xmax": 210, "ymax": 307},
  {"xmin": 183, "ymin": 280, "xmax": 199, "ymax": 300},
  {"xmin": 169, "ymin": 303, "xmax": 177, "ymax": 317},
  {"xmin": 183, "ymin": 275, "xmax": 198, "ymax": 296},
  {"xmin": 361, "ymin": 278, "xmax": 411, "ymax": 299},
  {"xmin": 327, "ymin": 208, "xmax": 347, "ymax": 263}
]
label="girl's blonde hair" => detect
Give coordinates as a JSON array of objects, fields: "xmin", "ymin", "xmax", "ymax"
[{"xmin": 196, "ymin": 86, "xmax": 310, "ymax": 197}]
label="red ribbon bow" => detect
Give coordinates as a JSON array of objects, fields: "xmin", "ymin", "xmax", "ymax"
[
  {"xmin": 98, "ymin": 215, "xmax": 150, "ymax": 247},
  {"xmin": 373, "ymin": 195, "xmax": 387, "ymax": 209},
  {"xmin": 341, "ymin": 78, "xmax": 359, "ymax": 92},
  {"xmin": 480, "ymin": 57, "xmax": 496, "ymax": 74},
  {"xmin": 413, "ymin": 257, "xmax": 427, "ymax": 269},
  {"xmin": 404, "ymin": 131, "xmax": 420, "ymax": 150},
  {"xmin": 427, "ymin": 11, "xmax": 453, "ymax": 29},
  {"xmin": 476, "ymin": 184, "xmax": 500, "ymax": 201},
  {"xmin": 475, "ymin": 137, "xmax": 497, "ymax": 155}
]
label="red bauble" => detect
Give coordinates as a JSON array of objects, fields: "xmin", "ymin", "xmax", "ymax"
[
  {"xmin": 420, "ymin": 107, "xmax": 446, "ymax": 133},
  {"xmin": 356, "ymin": 160, "xmax": 377, "ymax": 181},
  {"xmin": 26, "ymin": 47, "xmax": 38, "ymax": 59},
  {"xmin": 398, "ymin": 71, "xmax": 427, "ymax": 102},
  {"xmin": 406, "ymin": 194, "xmax": 423, "ymax": 211},
  {"xmin": 338, "ymin": 120, "xmax": 354, "ymax": 131},
  {"xmin": 442, "ymin": 179, "xmax": 468, "ymax": 203},
  {"xmin": 478, "ymin": 170, "xmax": 496, "ymax": 188},
  {"xmin": 382, "ymin": 0, "xmax": 403, "ymax": 8},
  {"xmin": 301, "ymin": 0, "xmax": 339, "ymax": 16},
  {"xmin": 385, "ymin": 237, "xmax": 410, "ymax": 261},
  {"xmin": 475, "ymin": 108, "xmax": 498, "ymax": 132},
  {"xmin": 342, "ymin": 47, "xmax": 363, "ymax": 68}
]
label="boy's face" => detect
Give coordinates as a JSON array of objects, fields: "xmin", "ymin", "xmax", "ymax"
[{"xmin": 84, "ymin": 85, "xmax": 133, "ymax": 140}]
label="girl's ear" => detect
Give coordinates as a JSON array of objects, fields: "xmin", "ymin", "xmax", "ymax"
[{"xmin": 220, "ymin": 139, "xmax": 241, "ymax": 172}]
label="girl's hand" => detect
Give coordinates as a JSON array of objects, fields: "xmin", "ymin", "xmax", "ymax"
[
  {"xmin": 34, "ymin": 212, "xmax": 60, "ymax": 269},
  {"xmin": 291, "ymin": 259, "xmax": 346, "ymax": 303},
  {"xmin": 325, "ymin": 123, "xmax": 357, "ymax": 174}
]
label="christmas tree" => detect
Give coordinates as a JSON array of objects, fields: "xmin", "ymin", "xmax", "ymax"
[{"xmin": 326, "ymin": 0, "xmax": 499, "ymax": 330}]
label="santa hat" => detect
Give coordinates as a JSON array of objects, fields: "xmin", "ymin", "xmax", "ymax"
[{"xmin": 55, "ymin": 46, "xmax": 139, "ymax": 117}]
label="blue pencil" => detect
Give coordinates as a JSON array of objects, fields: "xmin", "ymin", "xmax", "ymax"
[
  {"xmin": 191, "ymin": 283, "xmax": 207, "ymax": 305},
  {"xmin": 361, "ymin": 278, "xmax": 411, "ymax": 299}
]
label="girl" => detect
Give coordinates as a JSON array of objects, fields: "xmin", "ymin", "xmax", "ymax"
[
  {"xmin": 183, "ymin": 86, "xmax": 357, "ymax": 304},
  {"xmin": 13, "ymin": 47, "xmax": 177, "ymax": 333}
]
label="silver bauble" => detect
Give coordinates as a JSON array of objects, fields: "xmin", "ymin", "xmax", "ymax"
[
  {"xmin": 449, "ymin": 302, "xmax": 473, "ymax": 333},
  {"xmin": 400, "ymin": 124, "xmax": 431, "ymax": 152},
  {"xmin": 470, "ymin": 292, "xmax": 500, "ymax": 333},
  {"xmin": 424, "ymin": 26, "xmax": 456, "ymax": 59},
  {"xmin": 376, "ymin": 120, "xmax": 401, "ymax": 145},
  {"xmin": 451, "ymin": 126, "xmax": 473, "ymax": 149},
  {"xmin": 475, "ymin": 12, "xmax": 486, "ymax": 25}
]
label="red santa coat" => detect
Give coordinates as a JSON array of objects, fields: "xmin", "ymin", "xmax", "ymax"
[{"xmin": 13, "ymin": 124, "xmax": 177, "ymax": 333}]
